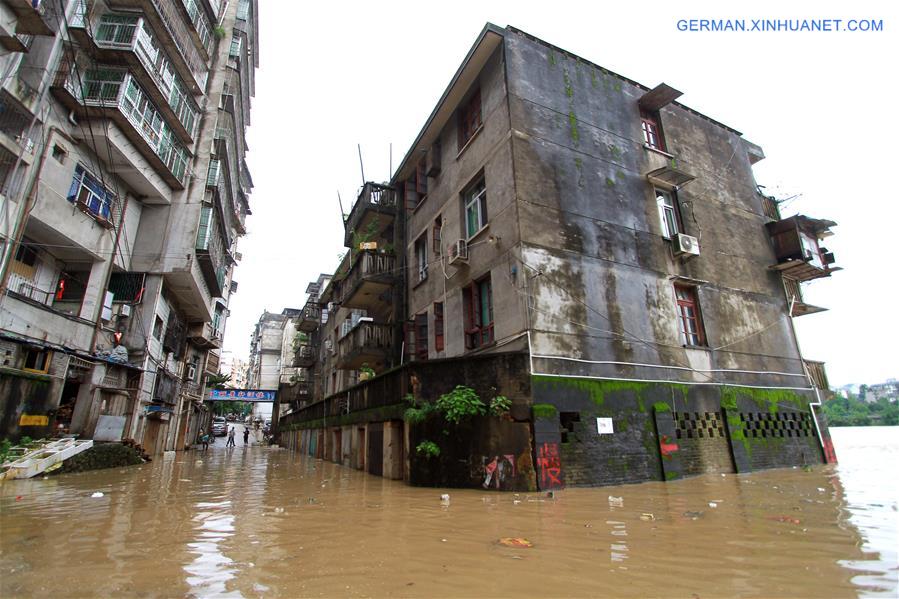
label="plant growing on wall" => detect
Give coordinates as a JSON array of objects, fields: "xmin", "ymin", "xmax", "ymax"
[
  {"xmin": 489, "ymin": 394, "xmax": 511, "ymax": 417},
  {"xmin": 359, "ymin": 363, "xmax": 376, "ymax": 380},
  {"xmin": 213, "ymin": 26, "xmax": 226, "ymax": 39},
  {"xmin": 435, "ymin": 385, "xmax": 486, "ymax": 425},
  {"xmin": 415, "ymin": 440, "xmax": 440, "ymax": 459}
]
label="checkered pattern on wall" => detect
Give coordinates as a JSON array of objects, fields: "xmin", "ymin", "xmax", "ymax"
[
  {"xmin": 674, "ymin": 411, "xmax": 726, "ymax": 439},
  {"xmin": 739, "ymin": 411, "xmax": 816, "ymax": 438}
]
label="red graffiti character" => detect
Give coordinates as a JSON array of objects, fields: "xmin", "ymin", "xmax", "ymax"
[
  {"xmin": 537, "ymin": 442, "xmax": 562, "ymax": 488},
  {"xmin": 659, "ymin": 435, "xmax": 679, "ymax": 460}
]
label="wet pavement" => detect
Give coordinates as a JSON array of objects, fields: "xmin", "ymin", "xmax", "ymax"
[{"xmin": 1, "ymin": 427, "xmax": 896, "ymax": 597}]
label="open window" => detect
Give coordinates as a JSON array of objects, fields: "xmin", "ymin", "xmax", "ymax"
[
  {"xmin": 434, "ymin": 302, "xmax": 444, "ymax": 352},
  {"xmin": 463, "ymin": 177, "xmax": 488, "ymax": 240},
  {"xmin": 674, "ymin": 284, "xmax": 706, "ymax": 347},
  {"xmin": 640, "ymin": 108, "xmax": 666, "ymax": 151},
  {"xmin": 415, "ymin": 312, "xmax": 429, "ymax": 361},
  {"xmin": 463, "ymin": 275, "xmax": 494, "ymax": 349},
  {"xmin": 458, "ymin": 88, "xmax": 482, "ymax": 150},
  {"xmin": 414, "ymin": 233, "xmax": 428, "ymax": 284},
  {"xmin": 655, "ymin": 188, "xmax": 683, "ymax": 239}
]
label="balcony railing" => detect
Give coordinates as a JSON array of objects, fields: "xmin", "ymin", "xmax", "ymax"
[
  {"xmin": 293, "ymin": 344, "xmax": 315, "ymax": 367},
  {"xmin": 338, "ymin": 250, "xmax": 396, "ymax": 307},
  {"xmin": 58, "ymin": 66, "xmax": 190, "ymax": 185},
  {"xmin": 196, "ymin": 205, "xmax": 228, "ymax": 296},
  {"xmin": 0, "ymin": 92, "xmax": 37, "ymax": 153},
  {"xmin": 177, "ymin": 0, "xmax": 214, "ymax": 56},
  {"xmin": 343, "ymin": 182, "xmax": 397, "ymax": 247},
  {"xmin": 336, "ymin": 321, "xmax": 394, "ymax": 370},
  {"xmin": 297, "ymin": 301, "xmax": 321, "ymax": 332}
]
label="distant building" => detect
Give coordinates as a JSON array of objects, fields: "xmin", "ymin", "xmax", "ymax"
[{"xmin": 281, "ymin": 25, "xmax": 840, "ymax": 489}]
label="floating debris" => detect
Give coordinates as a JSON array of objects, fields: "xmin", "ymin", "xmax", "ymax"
[
  {"xmin": 608, "ymin": 496, "xmax": 624, "ymax": 507},
  {"xmin": 498, "ymin": 537, "xmax": 534, "ymax": 548},
  {"xmin": 91, "ymin": 492, "xmax": 104, "ymax": 498},
  {"xmin": 640, "ymin": 513, "xmax": 655, "ymax": 521}
]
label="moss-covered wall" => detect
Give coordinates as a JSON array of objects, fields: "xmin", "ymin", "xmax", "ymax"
[{"xmin": 531, "ymin": 375, "xmax": 825, "ymax": 488}]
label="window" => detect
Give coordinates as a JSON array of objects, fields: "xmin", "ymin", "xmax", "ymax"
[
  {"xmin": 405, "ymin": 158, "xmax": 428, "ymax": 208},
  {"xmin": 434, "ymin": 302, "xmax": 444, "ymax": 352},
  {"xmin": 95, "ymin": 14, "xmax": 139, "ymax": 45},
  {"xmin": 108, "ymin": 272, "xmax": 145, "ymax": 303},
  {"xmin": 641, "ymin": 108, "xmax": 666, "ymax": 151},
  {"xmin": 68, "ymin": 164, "xmax": 115, "ymax": 222},
  {"xmin": 414, "ymin": 234, "xmax": 428, "ymax": 283},
  {"xmin": 463, "ymin": 275, "xmax": 494, "ymax": 349},
  {"xmin": 458, "ymin": 88, "xmax": 482, "ymax": 150},
  {"xmin": 14, "ymin": 242, "xmax": 37, "ymax": 268},
  {"xmin": 415, "ymin": 313, "xmax": 429, "ymax": 361},
  {"xmin": 674, "ymin": 285, "xmax": 705, "ymax": 347},
  {"xmin": 153, "ymin": 316, "xmax": 165, "ymax": 340},
  {"xmin": 433, "ymin": 215, "xmax": 442, "ymax": 255},
  {"xmin": 464, "ymin": 178, "xmax": 488, "ymax": 239},
  {"xmin": 23, "ymin": 347, "xmax": 51, "ymax": 373},
  {"xmin": 51, "ymin": 144, "xmax": 67, "ymax": 164},
  {"xmin": 655, "ymin": 188, "xmax": 682, "ymax": 239}
]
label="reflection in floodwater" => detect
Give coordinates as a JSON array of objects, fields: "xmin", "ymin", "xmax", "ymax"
[{"xmin": 0, "ymin": 427, "xmax": 896, "ymax": 597}]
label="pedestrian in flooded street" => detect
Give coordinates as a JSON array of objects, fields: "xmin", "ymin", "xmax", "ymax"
[
  {"xmin": 243, "ymin": 427, "xmax": 250, "ymax": 446},
  {"xmin": 226, "ymin": 426, "xmax": 236, "ymax": 447},
  {"xmin": 199, "ymin": 429, "xmax": 209, "ymax": 451}
]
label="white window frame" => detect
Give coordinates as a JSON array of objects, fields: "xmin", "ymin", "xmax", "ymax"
[
  {"xmin": 415, "ymin": 234, "xmax": 428, "ymax": 283},
  {"xmin": 465, "ymin": 180, "xmax": 488, "ymax": 239},
  {"xmin": 655, "ymin": 188, "xmax": 679, "ymax": 239},
  {"xmin": 68, "ymin": 164, "xmax": 115, "ymax": 221}
]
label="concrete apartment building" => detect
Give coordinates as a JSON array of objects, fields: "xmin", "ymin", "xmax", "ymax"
[
  {"xmin": 280, "ymin": 24, "xmax": 840, "ymax": 490},
  {"xmin": 0, "ymin": 0, "xmax": 259, "ymax": 455}
]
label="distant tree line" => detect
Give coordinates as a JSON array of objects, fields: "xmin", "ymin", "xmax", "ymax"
[{"xmin": 823, "ymin": 393, "xmax": 899, "ymax": 426}]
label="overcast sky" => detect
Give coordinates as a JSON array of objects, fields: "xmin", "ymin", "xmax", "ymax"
[{"xmin": 224, "ymin": 0, "xmax": 899, "ymax": 387}]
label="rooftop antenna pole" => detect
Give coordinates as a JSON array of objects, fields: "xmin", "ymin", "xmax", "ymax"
[
  {"xmin": 357, "ymin": 144, "xmax": 365, "ymax": 185},
  {"xmin": 337, "ymin": 191, "xmax": 346, "ymax": 224}
]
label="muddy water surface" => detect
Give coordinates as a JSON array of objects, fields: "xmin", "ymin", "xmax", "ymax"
[{"xmin": 1, "ymin": 426, "xmax": 896, "ymax": 597}]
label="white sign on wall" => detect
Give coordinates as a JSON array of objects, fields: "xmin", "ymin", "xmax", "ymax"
[{"xmin": 596, "ymin": 417, "xmax": 614, "ymax": 434}]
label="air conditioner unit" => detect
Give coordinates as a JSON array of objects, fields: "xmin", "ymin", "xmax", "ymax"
[
  {"xmin": 186, "ymin": 364, "xmax": 197, "ymax": 381},
  {"xmin": 118, "ymin": 304, "xmax": 132, "ymax": 318},
  {"xmin": 674, "ymin": 233, "xmax": 700, "ymax": 257},
  {"xmin": 233, "ymin": 251, "xmax": 242, "ymax": 262},
  {"xmin": 448, "ymin": 239, "xmax": 469, "ymax": 265}
]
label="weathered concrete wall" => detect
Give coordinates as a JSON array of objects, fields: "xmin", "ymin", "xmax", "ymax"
[
  {"xmin": 404, "ymin": 45, "xmax": 527, "ymax": 360},
  {"xmin": 504, "ymin": 30, "xmax": 808, "ymax": 385}
]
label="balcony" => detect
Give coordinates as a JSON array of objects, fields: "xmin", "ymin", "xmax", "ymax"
[
  {"xmin": 766, "ymin": 215, "xmax": 841, "ymax": 282},
  {"xmin": 176, "ymin": 0, "xmax": 214, "ymax": 58},
  {"xmin": 4, "ymin": 0, "xmax": 54, "ymax": 36},
  {"xmin": 293, "ymin": 344, "xmax": 315, "ymax": 368},
  {"xmin": 338, "ymin": 250, "xmax": 397, "ymax": 312},
  {"xmin": 68, "ymin": 11, "xmax": 199, "ymax": 143},
  {"xmin": 336, "ymin": 321, "xmax": 394, "ymax": 371},
  {"xmin": 187, "ymin": 321, "xmax": 223, "ymax": 349},
  {"xmin": 104, "ymin": 0, "xmax": 209, "ymax": 93},
  {"xmin": 343, "ymin": 182, "xmax": 398, "ymax": 247},
  {"xmin": 205, "ymin": 350, "xmax": 221, "ymax": 375},
  {"xmin": 52, "ymin": 64, "xmax": 190, "ymax": 188},
  {"xmin": 195, "ymin": 205, "xmax": 228, "ymax": 297},
  {"xmin": 297, "ymin": 301, "xmax": 321, "ymax": 332}
]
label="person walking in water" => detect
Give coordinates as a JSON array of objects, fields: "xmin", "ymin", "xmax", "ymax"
[
  {"xmin": 199, "ymin": 429, "xmax": 209, "ymax": 451},
  {"xmin": 243, "ymin": 426, "xmax": 250, "ymax": 446},
  {"xmin": 226, "ymin": 426, "xmax": 236, "ymax": 447}
]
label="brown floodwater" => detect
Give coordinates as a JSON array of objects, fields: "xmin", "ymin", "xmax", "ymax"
[{"xmin": 1, "ymin": 427, "xmax": 896, "ymax": 598}]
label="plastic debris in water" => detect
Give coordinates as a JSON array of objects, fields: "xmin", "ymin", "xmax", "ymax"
[
  {"xmin": 440, "ymin": 494, "xmax": 450, "ymax": 504},
  {"xmin": 640, "ymin": 513, "xmax": 655, "ymax": 521},
  {"xmin": 91, "ymin": 492, "xmax": 104, "ymax": 498},
  {"xmin": 498, "ymin": 537, "xmax": 534, "ymax": 548},
  {"xmin": 709, "ymin": 502, "xmax": 718, "ymax": 508},
  {"xmin": 608, "ymin": 496, "xmax": 624, "ymax": 507},
  {"xmin": 769, "ymin": 515, "xmax": 801, "ymax": 525},
  {"xmin": 683, "ymin": 511, "xmax": 703, "ymax": 520}
]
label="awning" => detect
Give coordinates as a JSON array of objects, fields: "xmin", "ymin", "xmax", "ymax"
[
  {"xmin": 646, "ymin": 165, "xmax": 696, "ymax": 189},
  {"xmin": 638, "ymin": 83, "xmax": 683, "ymax": 111}
]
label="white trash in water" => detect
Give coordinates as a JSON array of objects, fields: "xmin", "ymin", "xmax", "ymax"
[
  {"xmin": 608, "ymin": 496, "xmax": 624, "ymax": 507},
  {"xmin": 91, "ymin": 492, "xmax": 104, "ymax": 498}
]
